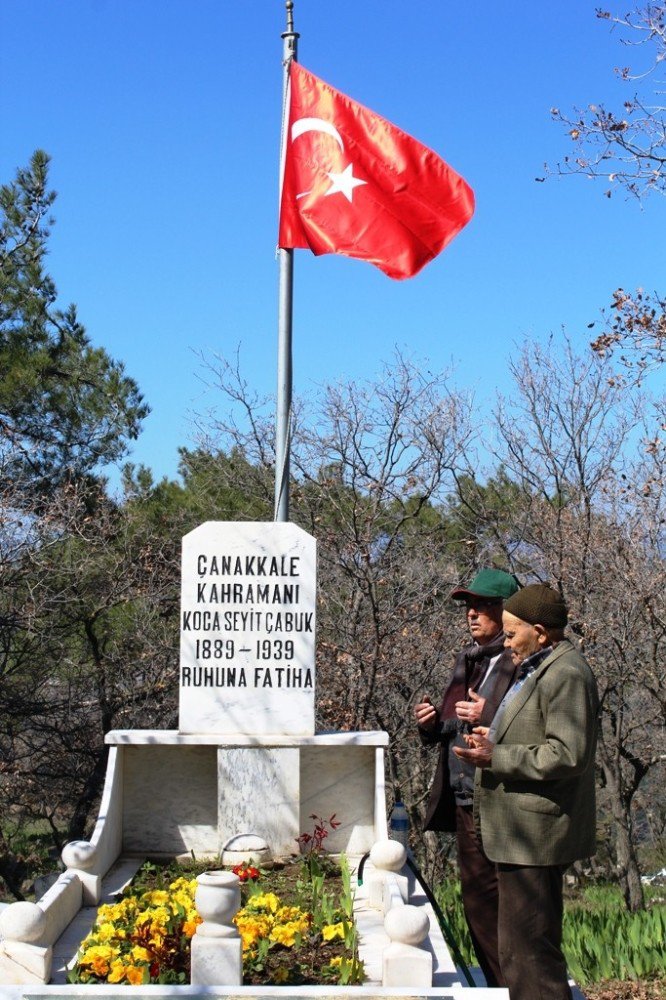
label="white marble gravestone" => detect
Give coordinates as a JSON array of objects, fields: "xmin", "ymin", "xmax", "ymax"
[{"xmin": 179, "ymin": 522, "xmax": 316, "ymax": 736}]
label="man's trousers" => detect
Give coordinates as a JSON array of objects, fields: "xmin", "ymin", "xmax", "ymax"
[
  {"xmin": 455, "ymin": 803, "xmax": 504, "ymax": 987},
  {"xmin": 497, "ymin": 862, "xmax": 572, "ymax": 1000}
]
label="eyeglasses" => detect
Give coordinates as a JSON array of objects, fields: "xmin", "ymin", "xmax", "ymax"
[{"xmin": 462, "ymin": 599, "xmax": 502, "ymax": 611}]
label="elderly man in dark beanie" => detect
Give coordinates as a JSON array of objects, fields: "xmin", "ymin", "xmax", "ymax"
[
  {"xmin": 455, "ymin": 583, "xmax": 599, "ymax": 1000},
  {"xmin": 414, "ymin": 568, "xmax": 520, "ymax": 988}
]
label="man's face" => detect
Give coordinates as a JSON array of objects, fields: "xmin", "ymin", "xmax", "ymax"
[
  {"xmin": 502, "ymin": 611, "xmax": 542, "ymax": 665},
  {"xmin": 463, "ymin": 597, "xmax": 503, "ymax": 644}
]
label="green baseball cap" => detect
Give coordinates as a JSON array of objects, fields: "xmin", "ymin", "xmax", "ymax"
[{"xmin": 451, "ymin": 568, "xmax": 520, "ymax": 602}]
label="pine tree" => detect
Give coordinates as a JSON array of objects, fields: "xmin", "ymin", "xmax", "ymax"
[{"xmin": 0, "ymin": 151, "xmax": 148, "ymax": 499}]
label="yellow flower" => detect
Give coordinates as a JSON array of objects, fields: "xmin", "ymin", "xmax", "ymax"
[
  {"xmin": 168, "ymin": 876, "xmax": 197, "ymax": 895},
  {"xmin": 234, "ymin": 912, "xmax": 273, "ymax": 951},
  {"xmin": 276, "ymin": 904, "xmax": 308, "ymax": 923},
  {"xmin": 95, "ymin": 922, "xmax": 118, "ymax": 943},
  {"xmin": 79, "ymin": 944, "xmax": 115, "ymax": 962},
  {"xmin": 270, "ymin": 922, "xmax": 299, "ymax": 947},
  {"xmin": 79, "ymin": 943, "xmax": 115, "ymax": 977},
  {"xmin": 328, "ymin": 955, "xmax": 343, "ymax": 968},
  {"xmin": 125, "ymin": 964, "xmax": 146, "ymax": 985},
  {"xmin": 131, "ymin": 945, "xmax": 153, "ymax": 963},
  {"xmin": 273, "ymin": 967, "xmax": 290, "ymax": 983},
  {"xmin": 249, "ymin": 892, "xmax": 280, "ymax": 914},
  {"xmin": 168, "ymin": 877, "xmax": 188, "ymax": 890},
  {"xmin": 154, "ymin": 904, "xmax": 172, "ymax": 924},
  {"xmin": 137, "ymin": 904, "xmax": 171, "ymax": 932},
  {"xmin": 172, "ymin": 890, "xmax": 194, "ymax": 909},
  {"xmin": 182, "ymin": 915, "xmax": 202, "ymax": 938},
  {"xmin": 143, "ymin": 889, "xmax": 170, "ymax": 906},
  {"xmin": 119, "ymin": 897, "xmax": 140, "ymax": 916},
  {"xmin": 107, "ymin": 960, "xmax": 128, "ymax": 984},
  {"xmin": 322, "ymin": 922, "xmax": 345, "ymax": 941}
]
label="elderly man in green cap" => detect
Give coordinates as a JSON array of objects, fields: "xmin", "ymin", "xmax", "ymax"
[
  {"xmin": 455, "ymin": 583, "xmax": 599, "ymax": 1000},
  {"xmin": 414, "ymin": 568, "xmax": 520, "ymax": 988}
]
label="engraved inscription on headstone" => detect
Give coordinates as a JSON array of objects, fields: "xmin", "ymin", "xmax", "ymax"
[{"xmin": 179, "ymin": 522, "xmax": 316, "ymax": 735}]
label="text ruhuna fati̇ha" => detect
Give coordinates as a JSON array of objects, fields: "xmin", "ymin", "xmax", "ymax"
[{"xmin": 180, "ymin": 665, "xmax": 314, "ymax": 688}]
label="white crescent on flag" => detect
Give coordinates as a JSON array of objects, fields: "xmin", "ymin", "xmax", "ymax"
[
  {"xmin": 290, "ymin": 116, "xmax": 366, "ymax": 202},
  {"xmin": 291, "ymin": 117, "xmax": 344, "ymax": 149}
]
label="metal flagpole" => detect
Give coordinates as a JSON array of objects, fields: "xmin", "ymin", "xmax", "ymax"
[{"xmin": 275, "ymin": 0, "xmax": 299, "ymax": 522}]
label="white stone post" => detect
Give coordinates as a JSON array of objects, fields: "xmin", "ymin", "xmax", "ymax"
[
  {"xmin": 367, "ymin": 839, "xmax": 408, "ymax": 910},
  {"xmin": 0, "ymin": 902, "xmax": 52, "ymax": 985},
  {"xmin": 61, "ymin": 840, "xmax": 101, "ymax": 905},
  {"xmin": 190, "ymin": 871, "xmax": 243, "ymax": 986},
  {"xmin": 382, "ymin": 904, "xmax": 432, "ymax": 987}
]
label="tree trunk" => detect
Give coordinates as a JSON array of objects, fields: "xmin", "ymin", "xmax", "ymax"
[
  {"xmin": 599, "ymin": 753, "xmax": 645, "ymax": 911},
  {"xmin": 67, "ymin": 745, "xmax": 109, "ymax": 842}
]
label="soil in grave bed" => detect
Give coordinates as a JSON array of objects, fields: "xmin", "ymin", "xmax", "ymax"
[{"xmin": 136, "ymin": 854, "xmax": 345, "ymax": 903}]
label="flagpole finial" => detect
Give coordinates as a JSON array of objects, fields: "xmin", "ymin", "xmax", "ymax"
[
  {"xmin": 281, "ymin": 0, "xmax": 299, "ymax": 62},
  {"xmin": 282, "ymin": 1, "xmax": 299, "ymax": 49}
]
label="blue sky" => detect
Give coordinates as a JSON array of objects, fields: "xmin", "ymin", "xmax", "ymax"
[{"xmin": 1, "ymin": 1, "xmax": 663, "ymax": 489}]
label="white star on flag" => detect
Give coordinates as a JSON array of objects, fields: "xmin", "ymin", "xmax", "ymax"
[{"xmin": 324, "ymin": 163, "xmax": 367, "ymax": 202}]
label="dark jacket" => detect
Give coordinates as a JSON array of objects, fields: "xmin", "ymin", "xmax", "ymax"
[{"xmin": 420, "ymin": 642, "xmax": 518, "ymax": 832}]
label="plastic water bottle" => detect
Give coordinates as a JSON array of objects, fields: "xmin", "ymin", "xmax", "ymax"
[{"xmin": 389, "ymin": 800, "xmax": 410, "ymax": 849}]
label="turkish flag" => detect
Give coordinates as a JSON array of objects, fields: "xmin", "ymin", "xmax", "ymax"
[{"xmin": 278, "ymin": 62, "xmax": 475, "ymax": 280}]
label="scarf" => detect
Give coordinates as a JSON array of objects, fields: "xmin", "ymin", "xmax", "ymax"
[{"xmin": 439, "ymin": 631, "xmax": 506, "ymax": 721}]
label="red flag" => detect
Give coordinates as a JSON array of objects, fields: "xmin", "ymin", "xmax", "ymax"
[{"xmin": 278, "ymin": 62, "xmax": 475, "ymax": 280}]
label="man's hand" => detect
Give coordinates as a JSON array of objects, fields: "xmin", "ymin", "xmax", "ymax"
[
  {"xmin": 414, "ymin": 697, "xmax": 437, "ymax": 730},
  {"xmin": 453, "ymin": 726, "xmax": 494, "ymax": 768},
  {"xmin": 455, "ymin": 688, "xmax": 486, "ymax": 726}
]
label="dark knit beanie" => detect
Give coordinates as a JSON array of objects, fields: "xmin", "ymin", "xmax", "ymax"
[{"xmin": 503, "ymin": 583, "xmax": 568, "ymax": 628}]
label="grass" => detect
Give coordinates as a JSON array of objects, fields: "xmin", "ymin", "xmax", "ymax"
[
  {"xmin": 0, "ymin": 817, "xmax": 62, "ymax": 903},
  {"xmin": 435, "ymin": 877, "xmax": 666, "ymax": 993}
]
